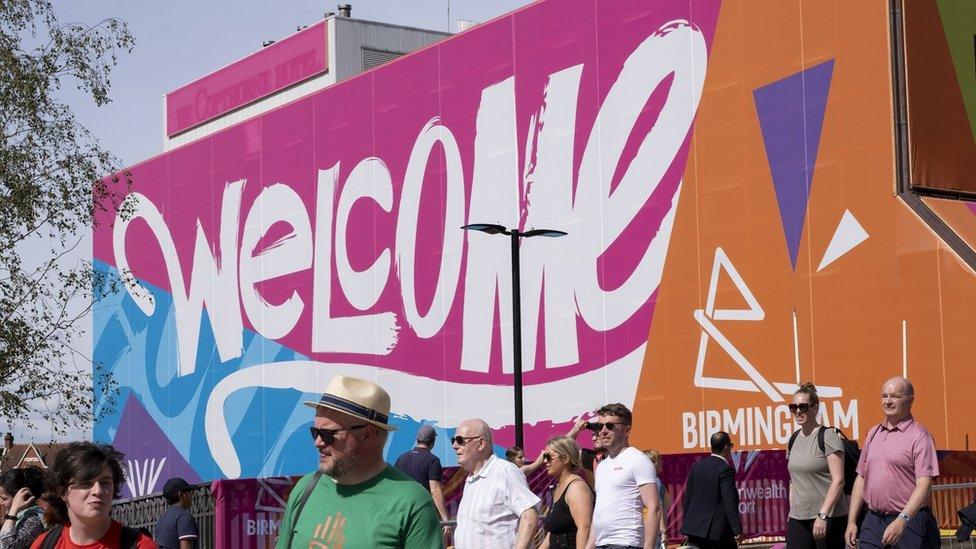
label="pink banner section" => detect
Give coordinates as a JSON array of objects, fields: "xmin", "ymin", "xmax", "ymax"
[
  {"xmin": 661, "ymin": 451, "xmax": 790, "ymax": 543},
  {"xmin": 212, "ymin": 476, "xmax": 302, "ymax": 549},
  {"xmin": 165, "ymin": 21, "xmax": 327, "ymax": 136}
]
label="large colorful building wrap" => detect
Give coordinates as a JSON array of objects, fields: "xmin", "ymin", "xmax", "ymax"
[{"xmin": 92, "ymin": 0, "xmax": 976, "ymax": 499}]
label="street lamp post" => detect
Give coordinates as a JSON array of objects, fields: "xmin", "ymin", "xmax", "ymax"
[{"xmin": 461, "ymin": 223, "xmax": 567, "ymax": 449}]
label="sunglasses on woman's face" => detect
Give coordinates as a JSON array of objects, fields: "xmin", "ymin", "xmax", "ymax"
[
  {"xmin": 788, "ymin": 403, "xmax": 812, "ymax": 414},
  {"xmin": 543, "ymin": 453, "xmax": 555, "ymax": 463}
]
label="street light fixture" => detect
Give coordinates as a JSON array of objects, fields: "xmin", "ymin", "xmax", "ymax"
[{"xmin": 461, "ymin": 223, "xmax": 567, "ymax": 449}]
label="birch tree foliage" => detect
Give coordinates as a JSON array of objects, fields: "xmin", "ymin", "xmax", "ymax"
[{"xmin": 0, "ymin": 0, "xmax": 134, "ymax": 435}]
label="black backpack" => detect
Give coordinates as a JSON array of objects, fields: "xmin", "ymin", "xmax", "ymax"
[
  {"xmin": 787, "ymin": 426, "xmax": 861, "ymax": 495},
  {"xmin": 39, "ymin": 523, "xmax": 141, "ymax": 549}
]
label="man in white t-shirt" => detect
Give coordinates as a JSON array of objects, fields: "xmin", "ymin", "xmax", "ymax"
[
  {"xmin": 586, "ymin": 403, "xmax": 661, "ymax": 549},
  {"xmin": 453, "ymin": 418, "xmax": 540, "ymax": 549}
]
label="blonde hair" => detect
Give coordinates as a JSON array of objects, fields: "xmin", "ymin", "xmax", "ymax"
[
  {"xmin": 546, "ymin": 435, "xmax": 582, "ymax": 470},
  {"xmin": 644, "ymin": 449, "xmax": 661, "ymax": 467},
  {"xmin": 794, "ymin": 382, "xmax": 820, "ymax": 406}
]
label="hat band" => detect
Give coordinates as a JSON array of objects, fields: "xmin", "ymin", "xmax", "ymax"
[{"xmin": 318, "ymin": 394, "xmax": 389, "ymax": 425}]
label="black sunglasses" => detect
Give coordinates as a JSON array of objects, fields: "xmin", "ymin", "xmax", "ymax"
[
  {"xmin": 451, "ymin": 435, "xmax": 483, "ymax": 446},
  {"xmin": 542, "ymin": 453, "xmax": 558, "ymax": 463},
  {"xmin": 788, "ymin": 403, "xmax": 813, "ymax": 414},
  {"xmin": 585, "ymin": 421, "xmax": 629, "ymax": 432},
  {"xmin": 309, "ymin": 425, "xmax": 368, "ymax": 445}
]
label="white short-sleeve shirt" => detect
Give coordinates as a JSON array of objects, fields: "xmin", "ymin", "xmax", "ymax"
[
  {"xmin": 593, "ymin": 446, "xmax": 659, "ymax": 547},
  {"xmin": 454, "ymin": 454, "xmax": 541, "ymax": 548}
]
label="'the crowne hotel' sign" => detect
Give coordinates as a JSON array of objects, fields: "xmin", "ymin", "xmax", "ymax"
[{"xmin": 165, "ymin": 21, "xmax": 327, "ymax": 136}]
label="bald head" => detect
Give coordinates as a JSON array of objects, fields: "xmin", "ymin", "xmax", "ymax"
[
  {"xmin": 883, "ymin": 376, "xmax": 914, "ymax": 396},
  {"xmin": 457, "ymin": 419, "xmax": 493, "ymax": 445},
  {"xmin": 454, "ymin": 418, "xmax": 495, "ymax": 473},
  {"xmin": 881, "ymin": 376, "xmax": 914, "ymax": 424}
]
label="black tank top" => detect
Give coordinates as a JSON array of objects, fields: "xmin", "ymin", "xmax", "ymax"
[{"xmin": 543, "ymin": 478, "xmax": 592, "ymax": 549}]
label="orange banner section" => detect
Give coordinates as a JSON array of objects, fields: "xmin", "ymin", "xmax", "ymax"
[{"xmin": 632, "ymin": 0, "xmax": 976, "ymax": 454}]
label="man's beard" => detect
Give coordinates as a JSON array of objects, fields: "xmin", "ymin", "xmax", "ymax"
[{"xmin": 320, "ymin": 451, "xmax": 360, "ymax": 480}]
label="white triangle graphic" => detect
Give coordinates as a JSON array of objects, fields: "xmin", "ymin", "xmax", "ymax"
[
  {"xmin": 693, "ymin": 247, "xmax": 842, "ymax": 403},
  {"xmin": 817, "ymin": 210, "xmax": 868, "ymax": 272}
]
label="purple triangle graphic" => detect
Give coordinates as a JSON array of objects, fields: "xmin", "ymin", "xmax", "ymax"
[
  {"xmin": 754, "ymin": 60, "xmax": 835, "ymax": 270},
  {"xmin": 111, "ymin": 393, "xmax": 201, "ymax": 499}
]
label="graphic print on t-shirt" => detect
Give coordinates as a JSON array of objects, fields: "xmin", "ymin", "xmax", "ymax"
[{"xmin": 309, "ymin": 512, "xmax": 345, "ymax": 549}]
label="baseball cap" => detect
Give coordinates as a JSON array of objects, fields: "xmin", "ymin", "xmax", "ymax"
[{"xmin": 163, "ymin": 477, "xmax": 192, "ymax": 499}]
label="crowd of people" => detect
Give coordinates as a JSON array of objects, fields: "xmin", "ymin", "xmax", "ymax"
[
  {"xmin": 276, "ymin": 373, "xmax": 941, "ymax": 549},
  {"xmin": 0, "ymin": 372, "xmax": 940, "ymax": 548},
  {"xmin": 0, "ymin": 443, "xmax": 200, "ymax": 548}
]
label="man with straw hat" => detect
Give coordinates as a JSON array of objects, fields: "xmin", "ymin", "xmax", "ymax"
[{"xmin": 276, "ymin": 375, "xmax": 442, "ymax": 548}]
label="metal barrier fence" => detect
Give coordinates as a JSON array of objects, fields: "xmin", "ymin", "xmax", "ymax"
[
  {"xmin": 106, "ymin": 474, "xmax": 976, "ymax": 548},
  {"xmin": 111, "ymin": 485, "xmax": 215, "ymax": 548}
]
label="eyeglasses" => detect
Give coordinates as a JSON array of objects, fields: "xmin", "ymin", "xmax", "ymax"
[
  {"xmin": 542, "ymin": 453, "xmax": 554, "ymax": 463},
  {"xmin": 450, "ymin": 435, "xmax": 483, "ymax": 446},
  {"xmin": 309, "ymin": 425, "xmax": 368, "ymax": 445},
  {"xmin": 788, "ymin": 403, "xmax": 812, "ymax": 414},
  {"xmin": 585, "ymin": 421, "xmax": 629, "ymax": 432}
]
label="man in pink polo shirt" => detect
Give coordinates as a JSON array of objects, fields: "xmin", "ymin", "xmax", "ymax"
[{"xmin": 845, "ymin": 376, "xmax": 940, "ymax": 548}]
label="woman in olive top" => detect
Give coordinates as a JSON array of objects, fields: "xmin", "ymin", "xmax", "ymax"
[{"xmin": 786, "ymin": 383, "xmax": 847, "ymax": 548}]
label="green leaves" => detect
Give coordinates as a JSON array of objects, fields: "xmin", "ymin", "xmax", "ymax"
[{"xmin": 0, "ymin": 0, "xmax": 132, "ymax": 436}]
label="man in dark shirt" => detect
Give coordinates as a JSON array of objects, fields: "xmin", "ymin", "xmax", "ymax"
[
  {"xmin": 154, "ymin": 477, "xmax": 199, "ymax": 549},
  {"xmin": 394, "ymin": 425, "xmax": 449, "ymax": 532}
]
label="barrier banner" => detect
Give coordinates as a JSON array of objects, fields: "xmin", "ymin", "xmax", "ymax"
[
  {"xmin": 661, "ymin": 451, "xmax": 790, "ymax": 542},
  {"xmin": 211, "ymin": 476, "xmax": 302, "ymax": 549}
]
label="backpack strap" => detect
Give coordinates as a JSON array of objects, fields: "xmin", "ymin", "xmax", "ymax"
[
  {"xmin": 788, "ymin": 426, "xmax": 827, "ymax": 457},
  {"xmin": 817, "ymin": 425, "xmax": 827, "ymax": 454},
  {"xmin": 120, "ymin": 525, "xmax": 141, "ymax": 549},
  {"xmin": 861, "ymin": 424, "xmax": 881, "ymax": 455},
  {"xmin": 787, "ymin": 429, "xmax": 801, "ymax": 456},
  {"xmin": 278, "ymin": 471, "xmax": 322, "ymax": 548},
  {"xmin": 39, "ymin": 524, "xmax": 63, "ymax": 549}
]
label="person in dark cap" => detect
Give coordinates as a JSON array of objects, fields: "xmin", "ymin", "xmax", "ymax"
[
  {"xmin": 153, "ymin": 477, "xmax": 198, "ymax": 549},
  {"xmin": 394, "ymin": 425, "xmax": 450, "ymax": 537},
  {"xmin": 276, "ymin": 375, "xmax": 441, "ymax": 548}
]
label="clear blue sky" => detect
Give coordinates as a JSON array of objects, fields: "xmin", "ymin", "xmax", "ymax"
[{"xmin": 56, "ymin": 0, "xmax": 535, "ymax": 167}]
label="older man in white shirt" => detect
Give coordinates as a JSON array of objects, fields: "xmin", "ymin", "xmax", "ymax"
[{"xmin": 452, "ymin": 418, "xmax": 540, "ymax": 549}]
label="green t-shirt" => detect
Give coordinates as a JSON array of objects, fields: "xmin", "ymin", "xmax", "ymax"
[{"xmin": 277, "ymin": 466, "xmax": 442, "ymax": 549}]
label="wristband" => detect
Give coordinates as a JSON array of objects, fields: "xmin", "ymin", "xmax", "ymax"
[
  {"xmin": 898, "ymin": 512, "xmax": 911, "ymax": 523},
  {"xmin": 3, "ymin": 514, "xmax": 16, "ymax": 521}
]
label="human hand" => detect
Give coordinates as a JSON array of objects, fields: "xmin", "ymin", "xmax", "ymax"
[
  {"xmin": 9, "ymin": 487, "xmax": 35, "ymax": 515},
  {"xmin": 881, "ymin": 518, "xmax": 906, "ymax": 546},
  {"xmin": 845, "ymin": 522, "xmax": 858, "ymax": 547},
  {"xmin": 442, "ymin": 524, "xmax": 453, "ymax": 545},
  {"xmin": 735, "ymin": 533, "xmax": 745, "ymax": 545},
  {"xmin": 812, "ymin": 516, "xmax": 828, "ymax": 539},
  {"xmin": 568, "ymin": 416, "xmax": 588, "ymax": 438}
]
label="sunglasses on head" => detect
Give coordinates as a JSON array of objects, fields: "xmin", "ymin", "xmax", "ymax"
[
  {"xmin": 585, "ymin": 421, "xmax": 629, "ymax": 432},
  {"xmin": 788, "ymin": 403, "xmax": 813, "ymax": 414},
  {"xmin": 309, "ymin": 425, "xmax": 368, "ymax": 445},
  {"xmin": 450, "ymin": 435, "xmax": 483, "ymax": 446}
]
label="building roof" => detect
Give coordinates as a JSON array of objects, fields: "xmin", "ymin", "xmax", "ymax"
[{"xmin": 0, "ymin": 442, "xmax": 70, "ymax": 474}]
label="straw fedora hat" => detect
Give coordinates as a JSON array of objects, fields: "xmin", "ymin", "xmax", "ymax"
[{"xmin": 303, "ymin": 375, "xmax": 398, "ymax": 431}]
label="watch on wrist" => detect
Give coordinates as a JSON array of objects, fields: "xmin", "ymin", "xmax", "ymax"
[
  {"xmin": 898, "ymin": 512, "xmax": 912, "ymax": 523},
  {"xmin": 816, "ymin": 512, "xmax": 828, "ymax": 520},
  {"xmin": 3, "ymin": 514, "xmax": 16, "ymax": 521}
]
